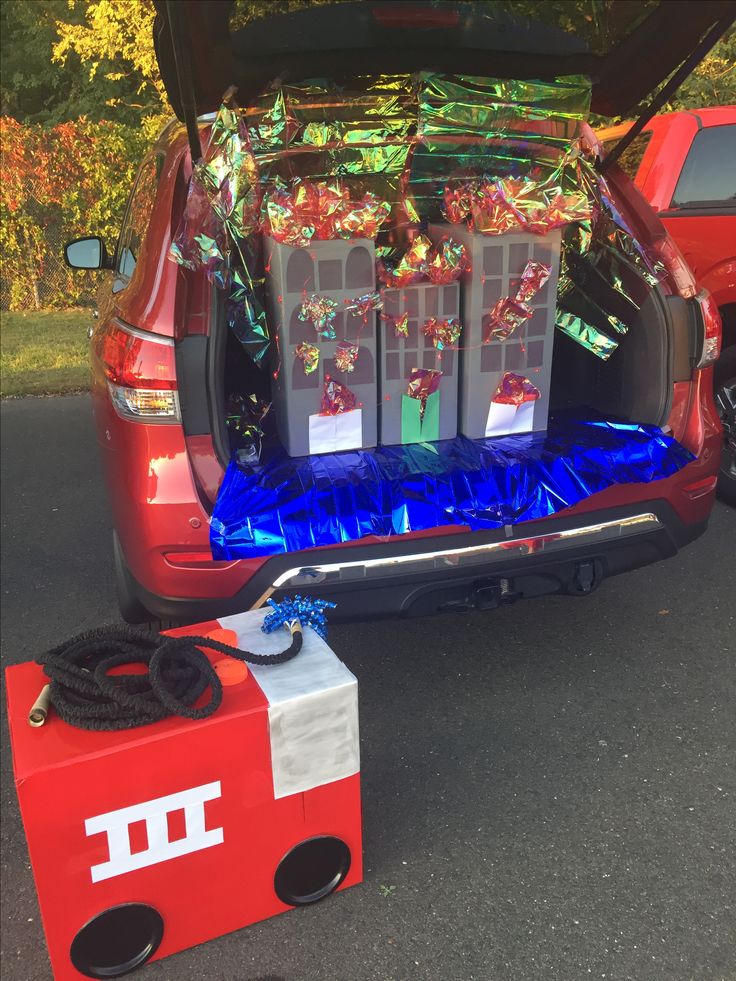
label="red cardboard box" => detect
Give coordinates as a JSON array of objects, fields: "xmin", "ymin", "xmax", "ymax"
[{"xmin": 5, "ymin": 611, "xmax": 362, "ymax": 980}]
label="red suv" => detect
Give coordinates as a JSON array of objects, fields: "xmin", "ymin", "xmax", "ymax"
[
  {"xmin": 598, "ymin": 107, "xmax": 736, "ymax": 502},
  {"xmin": 64, "ymin": 1, "xmax": 731, "ymax": 624}
]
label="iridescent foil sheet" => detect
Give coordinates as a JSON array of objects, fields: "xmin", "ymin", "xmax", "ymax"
[
  {"xmin": 210, "ymin": 412, "xmax": 694, "ymax": 558},
  {"xmin": 246, "ymin": 75, "xmax": 418, "ymax": 232},
  {"xmin": 555, "ymin": 311, "xmax": 619, "ymax": 360},
  {"xmin": 169, "ymin": 92, "xmax": 270, "ymax": 364},
  {"xmin": 410, "ymin": 73, "xmax": 592, "ymax": 221}
]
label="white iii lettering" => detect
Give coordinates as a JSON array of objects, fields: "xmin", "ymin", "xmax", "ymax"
[{"xmin": 84, "ymin": 781, "xmax": 223, "ymax": 883}]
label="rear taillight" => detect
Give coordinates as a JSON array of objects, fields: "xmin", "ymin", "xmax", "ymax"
[
  {"xmin": 95, "ymin": 320, "xmax": 180, "ymax": 423},
  {"xmin": 652, "ymin": 236, "xmax": 697, "ymax": 299},
  {"xmin": 692, "ymin": 291, "xmax": 722, "ymax": 369}
]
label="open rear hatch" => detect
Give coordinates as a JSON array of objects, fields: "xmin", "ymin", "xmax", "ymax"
[{"xmin": 156, "ymin": 1, "xmax": 731, "ymax": 562}]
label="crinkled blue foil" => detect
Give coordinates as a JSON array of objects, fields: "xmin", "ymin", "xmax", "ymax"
[{"xmin": 210, "ymin": 413, "xmax": 694, "ymax": 559}]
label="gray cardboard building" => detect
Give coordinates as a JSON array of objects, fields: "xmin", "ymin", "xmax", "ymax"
[
  {"xmin": 263, "ymin": 236, "xmax": 378, "ymax": 457},
  {"xmin": 379, "ymin": 281, "xmax": 460, "ymax": 444},
  {"xmin": 429, "ymin": 224, "xmax": 561, "ymax": 440}
]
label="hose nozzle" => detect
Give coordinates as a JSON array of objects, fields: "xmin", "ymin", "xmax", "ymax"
[{"xmin": 28, "ymin": 685, "xmax": 51, "ymax": 728}]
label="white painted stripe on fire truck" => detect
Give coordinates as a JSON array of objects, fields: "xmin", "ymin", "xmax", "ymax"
[{"xmin": 217, "ymin": 609, "xmax": 360, "ymax": 800}]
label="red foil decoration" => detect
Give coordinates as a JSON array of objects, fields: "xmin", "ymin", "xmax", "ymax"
[
  {"xmin": 445, "ymin": 176, "xmax": 593, "ymax": 236},
  {"xmin": 515, "ymin": 260, "xmax": 552, "ymax": 302},
  {"xmin": 485, "ymin": 297, "xmax": 533, "ymax": 341},
  {"xmin": 377, "ymin": 234, "xmax": 432, "ymax": 286},
  {"xmin": 443, "ymin": 183, "xmax": 474, "ymax": 224},
  {"xmin": 333, "ymin": 192, "xmax": 392, "ymax": 240},
  {"xmin": 320, "ymin": 377, "xmax": 357, "ymax": 415},
  {"xmin": 470, "ymin": 182, "xmax": 524, "ymax": 236},
  {"xmin": 263, "ymin": 178, "xmax": 320, "ymax": 247},
  {"xmin": 422, "ymin": 317, "xmax": 462, "ymax": 351},
  {"xmin": 262, "ymin": 178, "xmax": 390, "ymax": 245},
  {"xmin": 334, "ymin": 342, "xmax": 359, "ymax": 373},
  {"xmin": 406, "ymin": 367, "xmax": 442, "ymax": 419},
  {"xmin": 426, "ymin": 238, "xmax": 469, "ymax": 284},
  {"xmin": 390, "ymin": 312, "xmax": 410, "ymax": 338},
  {"xmin": 492, "ymin": 372, "xmax": 541, "ymax": 405}
]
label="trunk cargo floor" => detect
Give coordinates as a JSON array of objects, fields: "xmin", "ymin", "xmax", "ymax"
[{"xmin": 210, "ymin": 412, "xmax": 693, "ymax": 559}]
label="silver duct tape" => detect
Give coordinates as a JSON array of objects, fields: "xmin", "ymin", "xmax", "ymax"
[{"xmin": 218, "ymin": 610, "xmax": 360, "ymax": 799}]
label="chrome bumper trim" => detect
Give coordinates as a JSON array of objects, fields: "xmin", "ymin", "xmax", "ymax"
[{"xmin": 251, "ymin": 513, "xmax": 662, "ymax": 608}]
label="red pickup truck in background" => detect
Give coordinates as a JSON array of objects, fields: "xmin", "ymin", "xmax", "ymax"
[{"xmin": 599, "ymin": 107, "xmax": 736, "ymax": 503}]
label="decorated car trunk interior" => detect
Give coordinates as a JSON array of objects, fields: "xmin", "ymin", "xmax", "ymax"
[{"xmin": 169, "ymin": 73, "xmax": 693, "ymax": 559}]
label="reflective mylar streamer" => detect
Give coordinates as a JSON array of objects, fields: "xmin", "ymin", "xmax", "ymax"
[
  {"xmin": 246, "ymin": 75, "xmax": 417, "ymax": 222},
  {"xmin": 555, "ymin": 311, "xmax": 619, "ymax": 360},
  {"xmin": 210, "ymin": 412, "xmax": 694, "ymax": 558},
  {"xmin": 169, "ymin": 93, "xmax": 271, "ymax": 363},
  {"xmin": 261, "ymin": 595, "xmax": 336, "ymax": 640},
  {"xmin": 228, "ymin": 239, "xmax": 270, "ymax": 364},
  {"xmin": 411, "ymin": 73, "xmax": 592, "ymax": 220}
]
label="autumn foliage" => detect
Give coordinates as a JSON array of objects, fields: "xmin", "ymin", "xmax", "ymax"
[{"xmin": 0, "ymin": 115, "xmax": 147, "ymax": 309}]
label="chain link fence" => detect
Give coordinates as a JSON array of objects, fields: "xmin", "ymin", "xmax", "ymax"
[{"xmin": 1, "ymin": 173, "xmax": 100, "ymax": 312}]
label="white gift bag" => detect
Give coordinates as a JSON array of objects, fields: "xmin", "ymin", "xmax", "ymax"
[
  {"xmin": 308, "ymin": 408, "xmax": 364, "ymax": 454},
  {"xmin": 484, "ymin": 399, "xmax": 536, "ymax": 437}
]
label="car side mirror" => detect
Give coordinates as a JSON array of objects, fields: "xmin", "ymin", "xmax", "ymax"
[{"xmin": 64, "ymin": 236, "xmax": 112, "ymax": 270}]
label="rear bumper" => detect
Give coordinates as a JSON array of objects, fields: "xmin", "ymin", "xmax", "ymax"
[{"xmin": 130, "ymin": 499, "xmax": 709, "ymax": 623}]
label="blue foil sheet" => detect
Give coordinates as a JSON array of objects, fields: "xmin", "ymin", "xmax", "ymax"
[{"xmin": 210, "ymin": 414, "xmax": 694, "ymax": 559}]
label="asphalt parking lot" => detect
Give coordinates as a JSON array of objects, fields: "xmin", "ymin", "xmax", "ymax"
[{"xmin": 1, "ymin": 394, "xmax": 734, "ymax": 981}]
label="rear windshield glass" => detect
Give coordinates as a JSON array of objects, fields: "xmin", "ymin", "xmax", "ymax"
[
  {"xmin": 671, "ymin": 125, "xmax": 736, "ymax": 208},
  {"xmin": 230, "ymin": 0, "xmax": 658, "ymax": 56},
  {"xmin": 602, "ymin": 132, "xmax": 653, "ymax": 181}
]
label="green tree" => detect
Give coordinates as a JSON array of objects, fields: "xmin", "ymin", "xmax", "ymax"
[{"xmin": 51, "ymin": 0, "xmax": 169, "ymax": 139}]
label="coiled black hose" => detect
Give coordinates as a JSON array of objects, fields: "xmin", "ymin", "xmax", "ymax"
[{"xmin": 35, "ymin": 623, "xmax": 302, "ymax": 731}]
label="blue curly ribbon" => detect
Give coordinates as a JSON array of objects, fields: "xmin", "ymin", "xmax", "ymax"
[{"xmin": 261, "ymin": 595, "xmax": 337, "ymax": 640}]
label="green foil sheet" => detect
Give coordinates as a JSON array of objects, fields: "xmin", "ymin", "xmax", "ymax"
[
  {"xmin": 409, "ymin": 73, "xmax": 592, "ymax": 221},
  {"xmin": 555, "ymin": 310, "xmax": 619, "ymax": 361},
  {"xmin": 401, "ymin": 391, "xmax": 441, "ymax": 444},
  {"xmin": 246, "ymin": 75, "xmax": 418, "ymax": 230}
]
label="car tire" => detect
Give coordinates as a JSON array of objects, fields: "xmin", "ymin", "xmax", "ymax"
[
  {"xmin": 714, "ymin": 344, "xmax": 736, "ymax": 508},
  {"xmin": 113, "ymin": 531, "xmax": 153, "ymax": 624}
]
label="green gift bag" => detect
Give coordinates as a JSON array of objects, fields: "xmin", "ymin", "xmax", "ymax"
[{"xmin": 400, "ymin": 390, "xmax": 440, "ymax": 444}]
